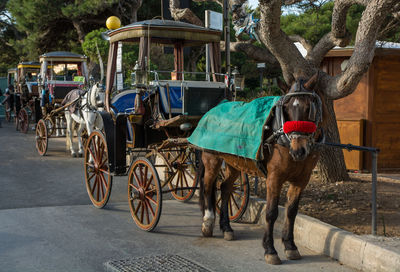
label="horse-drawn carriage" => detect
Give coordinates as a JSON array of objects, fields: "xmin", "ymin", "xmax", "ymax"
[
  {"xmin": 14, "ymin": 62, "xmax": 42, "ymax": 133},
  {"xmin": 83, "ymin": 19, "xmax": 250, "ymax": 231},
  {"xmin": 35, "ymin": 51, "xmax": 89, "ymax": 156}
]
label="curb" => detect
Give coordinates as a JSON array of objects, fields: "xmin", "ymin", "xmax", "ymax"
[{"xmin": 239, "ymin": 196, "xmax": 400, "ymax": 272}]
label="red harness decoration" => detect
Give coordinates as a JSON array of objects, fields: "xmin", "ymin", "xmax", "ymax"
[{"xmin": 283, "ymin": 121, "xmax": 316, "ymax": 134}]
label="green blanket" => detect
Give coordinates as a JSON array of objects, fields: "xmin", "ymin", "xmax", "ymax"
[{"xmin": 188, "ymin": 96, "xmax": 281, "ymax": 160}]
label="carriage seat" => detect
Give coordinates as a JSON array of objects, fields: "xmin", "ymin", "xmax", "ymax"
[
  {"xmin": 111, "ymin": 89, "xmax": 143, "ymax": 114},
  {"xmin": 154, "ymin": 80, "xmax": 225, "ymax": 116}
]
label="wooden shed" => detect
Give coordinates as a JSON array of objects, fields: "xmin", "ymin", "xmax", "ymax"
[{"xmin": 321, "ymin": 43, "xmax": 400, "ymax": 170}]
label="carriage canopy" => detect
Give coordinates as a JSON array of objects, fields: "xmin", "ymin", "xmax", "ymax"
[{"xmin": 104, "ymin": 19, "xmax": 222, "ymax": 113}]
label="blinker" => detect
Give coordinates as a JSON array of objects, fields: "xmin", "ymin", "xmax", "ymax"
[{"xmin": 308, "ymin": 102, "xmax": 316, "ymax": 122}]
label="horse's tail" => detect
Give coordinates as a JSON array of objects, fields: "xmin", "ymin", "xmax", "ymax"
[{"xmin": 197, "ymin": 150, "xmax": 206, "ymax": 216}]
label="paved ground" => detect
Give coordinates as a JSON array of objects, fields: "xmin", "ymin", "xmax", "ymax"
[{"xmin": 0, "ymin": 122, "xmax": 355, "ymax": 271}]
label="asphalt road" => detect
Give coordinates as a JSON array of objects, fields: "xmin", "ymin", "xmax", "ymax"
[{"xmin": 0, "ymin": 122, "xmax": 355, "ymax": 272}]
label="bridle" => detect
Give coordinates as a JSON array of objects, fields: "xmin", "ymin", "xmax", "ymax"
[{"xmin": 266, "ymin": 81, "xmax": 325, "ymax": 148}]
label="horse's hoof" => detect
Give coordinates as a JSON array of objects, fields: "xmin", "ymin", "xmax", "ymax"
[
  {"xmin": 78, "ymin": 153, "xmax": 83, "ymax": 158},
  {"xmin": 71, "ymin": 153, "xmax": 77, "ymax": 158},
  {"xmin": 265, "ymin": 254, "xmax": 282, "ymax": 265},
  {"xmin": 201, "ymin": 221, "xmax": 214, "ymax": 237},
  {"xmin": 223, "ymin": 231, "xmax": 234, "ymax": 241},
  {"xmin": 285, "ymin": 249, "xmax": 301, "ymax": 260}
]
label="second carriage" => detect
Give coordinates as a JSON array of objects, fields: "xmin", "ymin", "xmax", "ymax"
[
  {"xmin": 6, "ymin": 62, "xmax": 41, "ymax": 132},
  {"xmin": 35, "ymin": 51, "xmax": 89, "ymax": 156},
  {"xmin": 83, "ymin": 19, "xmax": 250, "ymax": 231}
]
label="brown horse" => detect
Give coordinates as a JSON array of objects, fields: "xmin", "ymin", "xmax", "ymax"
[{"xmin": 197, "ymin": 73, "xmax": 327, "ymax": 265}]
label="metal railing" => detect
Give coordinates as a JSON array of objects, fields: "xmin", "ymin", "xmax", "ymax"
[{"xmin": 322, "ymin": 142, "xmax": 380, "ymax": 235}]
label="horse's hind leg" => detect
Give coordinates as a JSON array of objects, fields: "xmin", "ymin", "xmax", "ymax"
[
  {"xmin": 282, "ymin": 183, "xmax": 306, "ymax": 260},
  {"xmin": 219, "ymin": 164, "xmax": 240, "ymax": 241},
  {"xmin": 263, "ymin": 173, "xmax": 283, "ymax": 265},
  {"xmin": 201, "ymin": 152, "xmax": 222, "ymax": 237}
]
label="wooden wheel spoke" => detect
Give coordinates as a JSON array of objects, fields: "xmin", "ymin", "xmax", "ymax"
[
  {"xmin": 232, "ymin": 190, "xmax": 244, "ymax": 197},
  {"xmin": 144, "ymin": 200, "xmax": 151, "ymax": 224},
  {"xmin": 87, "ymin": 145, "xmax": 96, "ymax": 161},
  {"xmin": 145, "ymin": 194, "xmax": 157, "ymax": 205},
  {"xmin": 129, "ymin": 183, "xmax": 139, "ymax": 191},
  {"xmin": 99, "ymin": 157, "xmax": 108, "ymax": 169},
  {"xmin": 133, "ymin": 169, "xmax": 142, "ymax": 188},
  {"xmin": 96, "ymin": 175, "xmax": 100, "ymax": 201},
  {"xmin": 140, "ymin": 200, "xmax": 145, "ymax": 223},
  {"xmin": 91, "ymin": 176, "xmax": 98, "ymax": 195},
  {"xmin": 144, "ymin": 175, "xmax": 153, "ymax": 191},
  {"xmin": 139, "ymin": 165, "xmax": 145, "ymax": 187},
  {"xmin": 99, "ymin": 174, "xmax": 105, "ymax": 199},
  {"xmin": 145, "ymin": 199, "xmax": 156, "ymax": 217},
  {"xmin": 230, "ymin": 193, "xmax": 240, "ymax": 210},
  {"xmin": 87, "ymin": 172, "xmax": 95, "ymax": 182},
  {"xmin": 229, "ymin": 198, "xmax": 234, "ymax": 215},
  {"xmin": 99, "ymin": 167, "xmax": 110, "ymax": 175},
  {"xmin": 134, "ymin": 201, "xmax": 142, "ymax": 216}
]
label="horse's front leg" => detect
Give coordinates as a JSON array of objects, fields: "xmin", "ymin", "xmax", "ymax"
[
  {"xmin": 282, "ymin": 183, "xmax": 307, "ymax": 260},
  {"xmin": 64, "ymin": 112, "xmax": 76, "ymax": 157},
  {"xmin": 219, "ymin": 164, "xmax": 240, "ymax": 241},
  {"xmin": 76, "ymin": 122, "xmax": 85, "ymax": 157},
  {"xmin": 201, "ymin": 153, "xmax": 222, "ymax": 237},
  {"xmin": 263, "ymin": 173, "xmax": 283, "ymax": 265}
]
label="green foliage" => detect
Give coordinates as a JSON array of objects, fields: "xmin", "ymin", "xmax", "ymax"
[
  {"xmin": 82, "ymin": 28, "xmax": 109, "ymax": 64},
  {"xmin": 281, "ymin": 2, "xmax": 334, "ymax": 45}
]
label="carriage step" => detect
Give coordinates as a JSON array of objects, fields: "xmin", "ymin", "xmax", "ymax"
[{"xmin": 104, "ymin": 254, "xmax": 212, "ymax": 272}]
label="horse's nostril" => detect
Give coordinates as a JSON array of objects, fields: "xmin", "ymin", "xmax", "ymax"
[{"xmin": 290, "ymin": 147, "xmax": 307, "ymax": 161}]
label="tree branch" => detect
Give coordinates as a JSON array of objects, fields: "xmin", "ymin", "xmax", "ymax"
[
  {"xmin": 258, "ymin": 0, "xmax": 313, "ymax": 84},
  {"xmin": 289, "ymin": 35, "xmax": 313, "ymax": 53},
  {"xmin": 194, "ymin": 0, "xmax": 223, "ymax": 6},
  {"xmin": 220, "ymin": 40, "xmax": 280, "ymax": 69},
  {"xmin": 321, "ymin": 0, "xmax": 399, "ymax": 99},
  {"xmin": 169, "ymin": 0, "xmax": 204, "ymax": 26}
]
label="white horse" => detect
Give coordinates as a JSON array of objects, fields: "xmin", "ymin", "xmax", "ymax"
[{"xmin": 63, "ymin": 83, "xmax": 105, "ymax": 157}]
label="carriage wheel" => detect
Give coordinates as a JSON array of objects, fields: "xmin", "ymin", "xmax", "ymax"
[
  {"xmin": 18, "ymin": 108, "xmax": 29, "ymax": 133},
  {"xmin": 162, "ymin": 148, "xmax": 198, "ymax": 202},
  {"xmin": 128, "ymin": 157, "xmax": 162, "ymax": 231},
  {"xmin": 44, "ymin": 117, "xmax": 55, "ymax": 136},
  {"xmin": 35, "ymin": 119, "xmax": 48, "ymax": 156},
  {"xmin": 84, "ymin": 130, "xmax": 113, "ymax": 208},
  {"xmin": 216, "ymin": 171, "xmax": 250, "ymax": 222}
]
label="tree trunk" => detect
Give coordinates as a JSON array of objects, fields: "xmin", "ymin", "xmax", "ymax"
[
  {"xmin": 72, "ymin": 20, "xmax": 85, "ymax": 45},
  {"xmin": 317, "ymin": 99, "xmax": 350, "ymax": 182}
]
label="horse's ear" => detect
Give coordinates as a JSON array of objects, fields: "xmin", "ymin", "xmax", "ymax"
[
  {"xmin": 304, "ymin": 72, "xmax": 319, "ymax": 90},
  {"xmin": 277, "ymin": 78, "xmax": 289, "ymax": 95}
]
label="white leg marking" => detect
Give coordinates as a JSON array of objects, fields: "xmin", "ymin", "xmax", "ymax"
[{"xmin": 203, "ymin": 209, "xmax": 215, "ymax": 221}]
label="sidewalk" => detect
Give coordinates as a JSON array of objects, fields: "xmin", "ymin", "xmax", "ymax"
[{"xmin": 240, "ymin": 174, "xmax": 400, "ymax": 272}]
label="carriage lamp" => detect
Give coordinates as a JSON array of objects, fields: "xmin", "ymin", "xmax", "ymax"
[
  {"xmin": 232, "ymin": 66, "xmax": 243, "ymax": 91},
  {"xmin": 133, "ymin": 61, "xmax": 148, "ymax": 87}
]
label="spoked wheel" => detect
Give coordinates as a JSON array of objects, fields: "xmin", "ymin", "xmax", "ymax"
[
  {"xmin": 128, "ymin": 157, "xmax": 162, "ymax": 231},
  {"xmin": 216, "ymin": 170, "xmax": 250, "ymax": 222},
  {"xmin": 84, "ymin": 130, "xmax": 112, "ymax": 208},
  {"xmin": 165, "ymin": 148, "xmax": 198, "ymax": 202},
  {"xmin": 18, "ymin": 108, "xmax": 29, "ymax": 133},
  {"xmin": 35, "ymin": 119, "xmax": 48, "ymax": 156}
]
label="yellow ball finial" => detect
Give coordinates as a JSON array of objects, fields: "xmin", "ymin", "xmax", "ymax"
[{"xmin": 106, "ymin": 16, "xmax": 121, "ymax": 30}]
